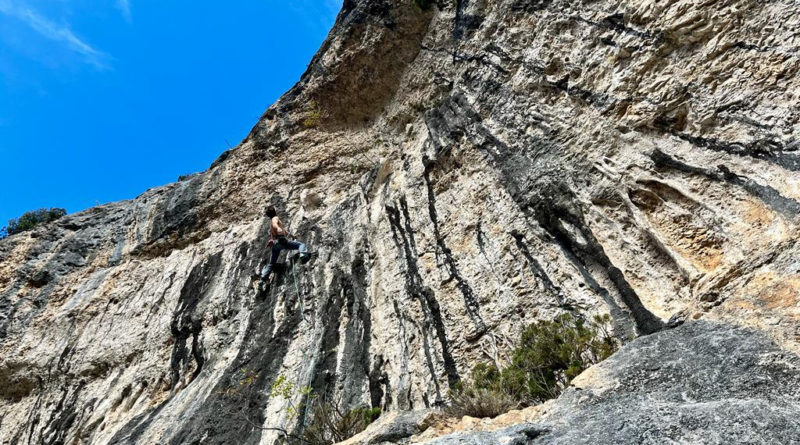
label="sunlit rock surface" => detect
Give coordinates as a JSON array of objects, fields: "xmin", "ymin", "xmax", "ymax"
[
  {"xmin": 1, "ymin": 0, "xmax": 798, "ymax": 443},
  {"xmin": 419, "ymin": 322, "xmax": 800, "ymax": 444}
]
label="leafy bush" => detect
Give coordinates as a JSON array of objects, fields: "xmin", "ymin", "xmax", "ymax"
[
  {"xmin": 448, "ymin": 313, "xmax": 618, "ymax": 417},
  {"xmin": 1, "ymin": 208, "xmax": 66, "ymax": 239}
]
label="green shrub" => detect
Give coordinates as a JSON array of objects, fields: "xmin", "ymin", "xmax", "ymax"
[
  {"xmin": 446, "ymin": 386, "xmax": 519, "ymax": 419},
  {"xmin": 302, "ymin": 101, "xmax": 323, "ymax": 128},
  {"xmin": 1, "ymin": 208, "xmax": 66, "ymax": 238},
  {"xmin": 448, "ymin": 313, "xmax": 618, "ymax": 417}
]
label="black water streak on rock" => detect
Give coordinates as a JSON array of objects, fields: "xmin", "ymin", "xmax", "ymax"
[
  {"xmin": 13, "ymin": 378, "xmax": 45, "ymax": 445},
  {"xmin": 454, "ymin": 0, "xmax": 466, "ymax": 41},
  {"xmin": 428, "ymin": 92, "xmax": 661, "ymax": 336},
  {"xmin": 169, "ymin": 252, "xmax": 223, "ymax": 389},
  {"xmin": 511, "ymin": 0, "xmax": 552, "ymax": 13},
  {"xmin": 453, "ymin": 0, "xmax": 484, "ymax": 41},
  {"xmin": 107, "ymin": 400, "xmax": 169, "ymax": 445},
  {"xmin": 530, "ymin": 187, "xmax": 664, "ymax": 335},
  {"xmin": 368, "ymin": 355, "xmax": 386, "ymax": 410},
  {"xmin": 0, "ymin": 229, "xmax": 101, "ymax": 340},
  {"xmin": 549, "ymin": 75, "xmax": 614, "ymax": 108},
  {"xmin": 422, "ymin": 161, "xmax": 486, "ymax": 341},
  {"xmin": 386, "ymin": 204, "xmax": 442, "ymax": 405},
  {"xmin": 338, "ymin": 246, "xmax": 377, "ymax": 408},
  {"xmin": 651, "ymin": 149, "xmax": 800, "ymax": 218},
  {"xmin": 309, "ymin": 271, "xmax": 346, "ymax": 399},
  {"xmin": 112, "ymin": 220, "xmax": 302, "ymax": 445},
  {"xmin": 169, "ymin": 303, "xmax": 302, "ymax": 443},
  {"xmin": 144, "ymin": 181, "xmax": 201, "ymax": 245},
  {"xmin": 389, "ymin": 299, "xmax": 412, "ymax": 410},
  {"xmin": 509, "ymin": 230, "xmax": 566, "ymax": 306},
  {"xmin": 532, "ymin": 209, "xmax": 636, "ymax": 338},
  {"xmin": 39, "ymin": 381, "xmax": 85, "ymax": 445},
  {"xmin": 385, "ymin": 200, "xmax": 460, "ymax": 395},
  {"xmin": 474, "ymin": 223, "xmax": 499, "ymax": 274},
  {"xmin": 573, "ymin": 13, "xmax": 656, "ymax": 40},
  {"xmin": 665, "ymin": 130, "xmax": 800, "ymax": 172},
  {"xmin": 717, "ymin": 167, "xmax": 800, "ymax": 217},
  {"xmin": 420, "ymin": 45, "xmax": 511, "ymax": 74}
]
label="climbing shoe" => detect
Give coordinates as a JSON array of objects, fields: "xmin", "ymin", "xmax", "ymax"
[{"xmin": 292, "ymin": 252, "xmax": 312, "ymax": 265}]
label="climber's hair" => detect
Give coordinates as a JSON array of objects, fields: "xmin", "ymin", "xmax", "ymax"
[{"xmin": 265, "ymin": 206, "xmax": 277, "ymax": 218}]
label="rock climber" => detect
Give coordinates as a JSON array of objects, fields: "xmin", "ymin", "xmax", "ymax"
[{"xmin": 259, "ymin": 205, "xmax": 310, "ymax": 281}]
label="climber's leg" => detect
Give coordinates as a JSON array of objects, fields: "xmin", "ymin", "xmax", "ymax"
[
  {"xmin": 261, "ymin": 245, "xmax": 283, "ymax": 279},
  {"xmin": 284, "ymin": 239, "xmax": 308, "ymax": 254},
  {"xmin": 285, "ymin": 239, "xmax": 310, "ymax": 263}
]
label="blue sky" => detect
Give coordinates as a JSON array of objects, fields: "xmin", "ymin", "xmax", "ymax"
[{"xmin": 0, "ymin": 0, "xmax": 341, "ymax": 226}]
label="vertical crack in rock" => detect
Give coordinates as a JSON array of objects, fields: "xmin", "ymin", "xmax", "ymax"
[{"xmin": 386, "ymin": 199, "xmax": 460, "ymax": 398}]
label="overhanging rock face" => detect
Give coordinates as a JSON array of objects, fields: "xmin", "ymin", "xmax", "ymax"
[{"xmin": 1, "ymin": 0, "xmax": 798, "ymax": 444}]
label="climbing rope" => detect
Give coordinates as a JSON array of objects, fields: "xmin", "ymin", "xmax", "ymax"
[
  {"xmin": 292, "ymin": 252, "xmax": 315, "ymax": 432},
  {"xmin": 290, "ymin": 255, "xmax": 307, "ymax": 321}
]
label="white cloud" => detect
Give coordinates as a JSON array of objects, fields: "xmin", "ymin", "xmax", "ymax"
[
  {"xmin": 0, "ymin": 0, "xmax": 108, "ymax": 69},
  {"xmin": 116, "ymin": 0, "xmax": 131, "ymax": 22}
]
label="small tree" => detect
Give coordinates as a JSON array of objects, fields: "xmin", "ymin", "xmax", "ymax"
[
  {"xmin": 299, "ymin": 401, "xmax": 381, "ymax": 445},
  {"xmin": 226, "ymin": 374, "xmax": 381, "ymax": 445},
  {"xmin": 448, "ymin": 313, "xmax": 618, "ymax": 418},
  {"xmin": 500, "ymin": 313, "xmax": 617, "ymax": 403},
  {"xmin": 1, "ymin": 208, "xmax": 66, "ymax": 239}
]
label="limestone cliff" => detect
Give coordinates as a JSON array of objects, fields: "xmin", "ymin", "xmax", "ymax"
[{"xmin": 1, "ymin": 0, "xmax": 798, "ymax": 444}]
